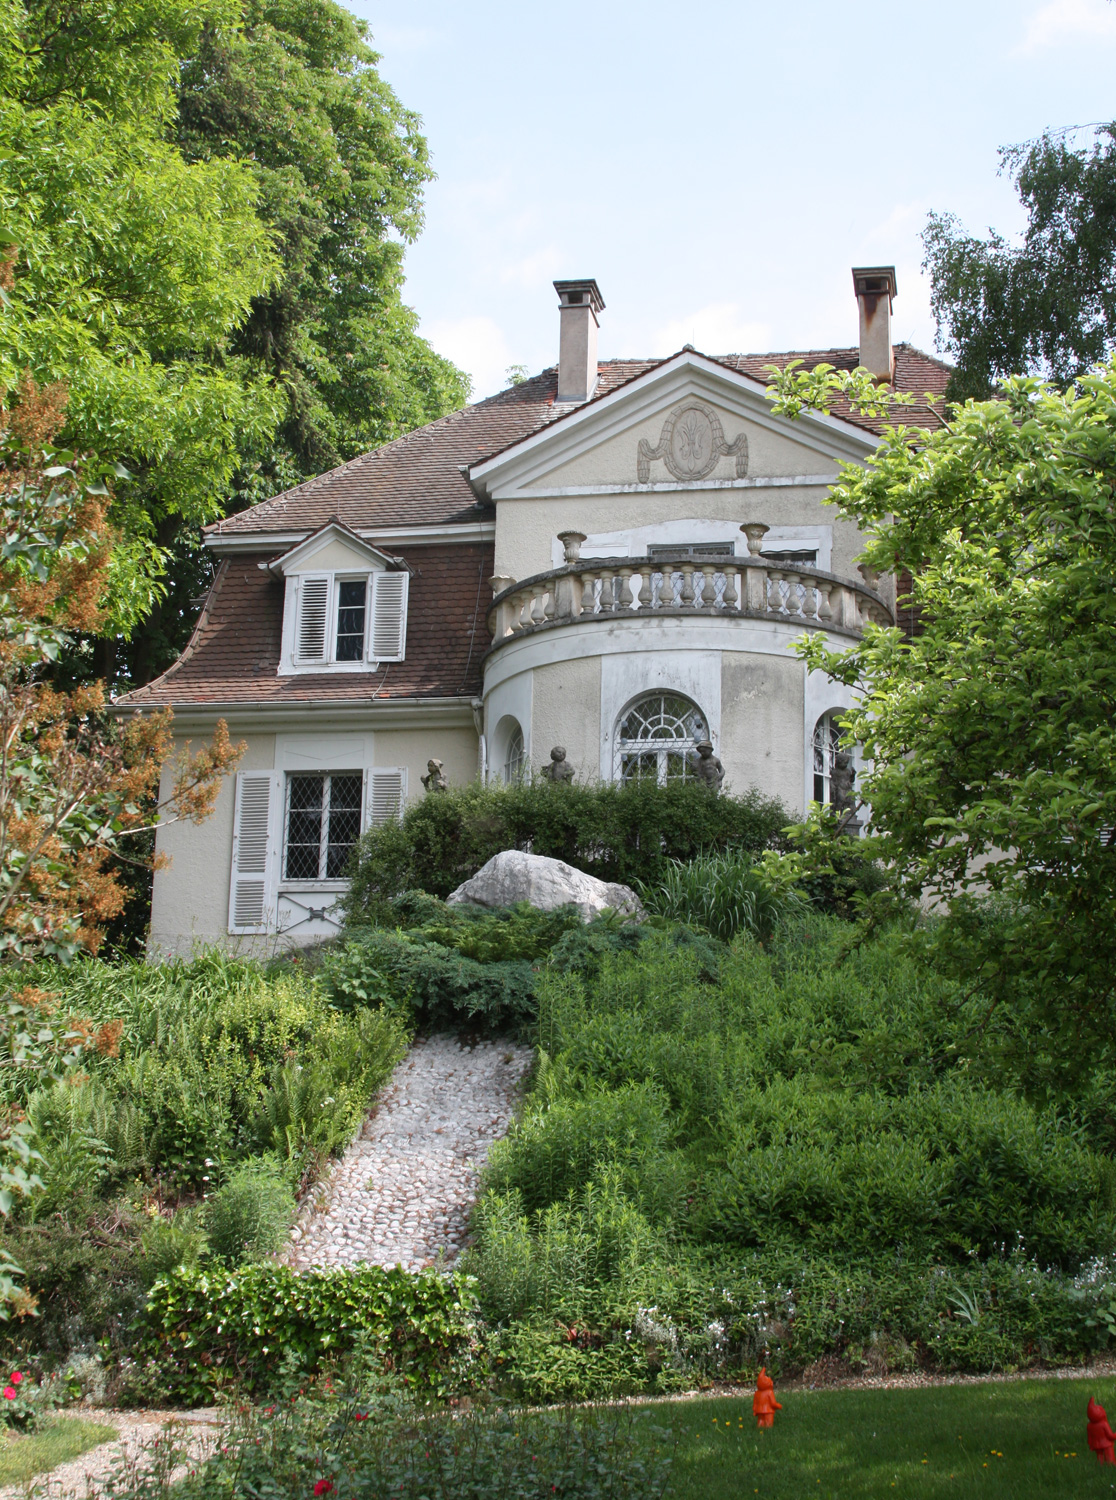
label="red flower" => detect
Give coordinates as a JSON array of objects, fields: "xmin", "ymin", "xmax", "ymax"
[
  {"xmin": 313, "ymin": 1482, "xmax": 334, "ymax": 1497},
  {"xmin": 353, "ymin": 1412, "xmax": 368, "ymax": 1422},
  {"xmin": 9, "ymin": 1373, "xmax": 21, "ymax": 1385},
  {"xmin": 2, "ymin": 1388, "xmax": 15, "ymax": 1400}
]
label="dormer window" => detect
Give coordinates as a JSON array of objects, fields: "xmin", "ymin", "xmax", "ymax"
[{"xmin": 270, "ymin": 522, "xmax": 410, "ymax": 676}]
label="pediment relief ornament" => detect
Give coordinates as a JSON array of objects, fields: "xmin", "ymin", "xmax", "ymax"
[{"xmin": 637, "ymin": 401, "xmax": 748, "ymax": 483}]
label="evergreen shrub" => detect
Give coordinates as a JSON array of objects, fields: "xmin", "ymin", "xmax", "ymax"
[{"xmin": 344, "ymin": 779, "xmax": 789, "ymax": 915}]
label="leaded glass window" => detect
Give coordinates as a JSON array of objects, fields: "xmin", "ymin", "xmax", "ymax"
[
  {"xmin": 616, "ymin": 693, "xmax": 708, "ymax": 785},
  {"xmin": 284, "ymin": 773, "xmax": 363, "ymax": 881},
  {"xmin": 503, "ymin": 725, "xmax": 526, "ymax": 784},
  {"xmin": 812, "ymin": 712, "xmax": 845, "ymax": 804}
]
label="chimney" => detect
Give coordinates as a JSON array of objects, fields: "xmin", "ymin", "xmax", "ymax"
[
  {"xmin": 852, "ymin": 266, "xmax": 897, "ymax": 381},
  {"xmin": 554, "ymin": 279, "xmax": 605, "ymax": 402}
]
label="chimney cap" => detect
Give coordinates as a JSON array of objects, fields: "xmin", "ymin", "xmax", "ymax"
[
  {"xmin": 852, "ymin": 266, "xmax": 897, "ymax": 306},
  {"xmin": 554, "ymin": 279, "xmax": 605, "ymax": 313}
]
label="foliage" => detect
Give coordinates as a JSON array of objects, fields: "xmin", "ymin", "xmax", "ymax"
[
  {"xmin": 0, "ymin": 388, "xmax": 241, "ymax": 959},
  {"xmin": 323, "ymin": 929, "xmax": 538, "ymax": 1031},
  {"xmin": 344, "ymin": 780, "xmax": 790, "ymax": 915},
  {"xmin": 138, "ymin": 1264, "xmax": 478, "ymax": 1402},
  {"xmin": 10, "ymin": 951, "xmax": 408, "ymax": 1190},
  {"xmin": 923, "ymin": 125, "xmax": 1116, "ymax": 399},
  {"xmin": 203, "ymin": 1160, "xmax": 294, "ymax": 1264},
  {"xmin": 764, "ymin": 357, "xmax": 1116, "ymax": 1055},
  {"xmin": 464, "ymin": 917, "xmax": 1116, "ymax": 1393},
  {"xmin": 638, "ymin": 850, "xmax": 805, "ymax": 941},
  {"xmin": 105, "ymin": 1384, "xmax": 671, "ymax": 1500}
]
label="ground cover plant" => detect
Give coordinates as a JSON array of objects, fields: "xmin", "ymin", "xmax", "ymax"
[
  {"xmin": 463, "ymin": 913, "xmax": 1116, "ymax": 1400},
  {"xmin": 0, "ymin": 1417, "xmax": 117, "ymax": 1488},
  {"xmin": 0, "ymin": 952, "xmax": 407, "ymax": 1370}
]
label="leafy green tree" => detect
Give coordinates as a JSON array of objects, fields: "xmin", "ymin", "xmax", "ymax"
[
  {"xmin": 924, "ymin": 125, "xmax": 1116, "ymax": 400},
  {"xmin": 765, "ymin": 359, "xmax": 1116, "ymax": 1051}
]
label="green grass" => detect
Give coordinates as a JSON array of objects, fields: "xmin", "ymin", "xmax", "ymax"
[
  {"xmin": 0, "ymin": 1417, "xmax": 117, "ymax": 1485},
  {"xmin": 644, "ymin": 1377, "xmax": 1116, "ymax": 1498}
]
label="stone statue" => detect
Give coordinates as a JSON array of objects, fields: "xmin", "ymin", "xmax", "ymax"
[
  {"xmin": 421, "ymin": 758, "xmax": 448, "ymax": 793},
  {"xmin": 540, "ymin": 745, "xmax": 574, "ymax": 783},
  {"xmin": 831, "ymin": 751, "xmax": 856, "ymax": 813},
  {"xmin": 689, "ymin": 740, "xmax": 725, "ymax": 792}
]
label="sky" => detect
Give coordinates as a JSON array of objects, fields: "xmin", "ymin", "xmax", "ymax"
[{"xmin": 346, "ymin": 0, "xmax": 1116, "ymax": 399}]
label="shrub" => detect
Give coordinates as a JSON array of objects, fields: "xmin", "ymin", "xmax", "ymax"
[
  {"xmin": 344, "ymin": 779, "xmax": 789, "ymax": 915},
  {"xmin": 323, "ymin": 930, "xmax": 538, "ymax": 1030},
  {"xmin": 138, "ymin": 1263, "xmax": 478, "ymax": 1402},
  {"xmin": 155, "ymin": 1388, "xmax": 672, "ymax": 1500},
  {"xmin": 203, "ymin": 1162, "xmax": 295, "ymax": 1264}
]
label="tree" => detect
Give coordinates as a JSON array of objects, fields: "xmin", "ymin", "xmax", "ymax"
[
  {"xmin": 765, "ymin": 360, "xmax": 1116, "ymax": 1052},
  {"xmin": 0, "ymin": 376, "xmax": 242, "ymax": 1307},
  {"xmin": 1, "ymin": 0, "xmax": 470, "ymax": 688},
  {"xmin": 924, "ymin": 125, "xmax": 1116, "ymax": 400}
]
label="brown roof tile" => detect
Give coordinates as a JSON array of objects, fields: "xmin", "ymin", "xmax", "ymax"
[
  {"xmin": 207, "ymin": 345, "xmax": 951, "ymax": 538},
  {"xmin": 119, "ymin": 541, "xmax": 494, "ymax": 709}
]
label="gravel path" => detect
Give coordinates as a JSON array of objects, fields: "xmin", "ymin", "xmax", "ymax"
[
  {"xmin": 0, "ymin": 1409, "xmax": 221, "ymax": 1500},
  {"xmin": 287, "ymin": 1032, "xmax": 533, "ymax": 1272}
]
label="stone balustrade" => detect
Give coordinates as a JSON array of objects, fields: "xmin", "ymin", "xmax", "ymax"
[{"xmin": 486, "ymin": 552, "xmax": 893, "ymax": 645}]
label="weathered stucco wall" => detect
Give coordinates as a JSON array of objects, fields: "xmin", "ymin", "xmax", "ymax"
[{"xmin": 148, "ymin": 724, "xmax": 479, "ymax": 960}]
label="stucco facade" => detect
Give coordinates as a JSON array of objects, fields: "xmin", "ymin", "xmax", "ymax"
[{"xmin": 117, "ymin": 269, "xmax": 949, "ymax": 958}]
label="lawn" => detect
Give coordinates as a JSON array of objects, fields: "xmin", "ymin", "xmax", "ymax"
[
  {"xmin": 0, "ymin": 1417, "xmax": 117, "ymax": 1485},
  {"xmin": 648, "ymin": 1376, "xmax": 1116, "ymax": 1499}
]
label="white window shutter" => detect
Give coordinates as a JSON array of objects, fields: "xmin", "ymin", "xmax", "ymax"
[
  {"xmin": 296, "ymin": 575, "xmax": 330, "ymax": 663},
  {"xmin": 370, "ymin": 572, "xmax": 408, "ymax": 662},
  {"xmin": 228, "ymin": 772, "xmax": 282, "ymax": 934},
  {"xmin": 365, "ymin": 768, "xmax": 406, "ymax": 829}
]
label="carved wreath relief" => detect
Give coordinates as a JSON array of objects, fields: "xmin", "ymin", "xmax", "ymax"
[{"xmin": 637, "ymin": 401, "xmax": 748, "ymax": 483}]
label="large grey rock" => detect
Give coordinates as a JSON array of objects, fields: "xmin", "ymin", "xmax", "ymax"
[{"xmin": 446, "ymin": 850, "xmax": 644, "ymax": 922}]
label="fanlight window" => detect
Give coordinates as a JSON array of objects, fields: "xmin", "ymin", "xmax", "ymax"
[
  {"xmin": 616, "ymin": 693, "xmax": 708, "ymax": 785},
  {"xmin": 812, "ymin": 711, "xmax": 846, "ymax": 805}
]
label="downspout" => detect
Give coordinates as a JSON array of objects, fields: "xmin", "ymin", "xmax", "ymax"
[{"xmin": 470, "ymin": 697, "xmax": 487, "ymax": 784}]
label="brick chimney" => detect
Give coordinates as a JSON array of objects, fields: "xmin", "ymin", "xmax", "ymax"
[
  {"xmin": 852, "ymin": 266, "xmax": 897, "ymax": 381},
  {"xmin": 554, "ymin": 279, "xmax": 605, "ymax": 403}
]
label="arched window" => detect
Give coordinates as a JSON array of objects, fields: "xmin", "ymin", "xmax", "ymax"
[
  {"xmin": 503, "ymin": 724, "xmax": 526, "ymax": 784},
  {"xmin": 812, "ymin": 711, "xmax": 847, "ymax": 805},
  {"xmin": 616, "ymin": 692, "xmax": 709, "ymax": 785}
]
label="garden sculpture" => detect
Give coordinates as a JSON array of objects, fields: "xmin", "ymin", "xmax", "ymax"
[
  {"xmin": 540, "ymin": 746, "xmax": 574, "ymax": 783},
  {"xmin": 831, "ymin": 750, "xmax": 856, "ymax": 812},
  {"xmin": 752, "ymin": 1368, "xmax": 782, "ymax": 1429},
  {"xmin": 1088, "ymin": 1397, "xmax": 1116, "ymax": 1463},
  {"xmin": 689, "ymin": 740, "xmax": 725, "ymax": 792},
  {"xmin": 421, "ymin": 758, "xmax": 448, "ymax": 793}
]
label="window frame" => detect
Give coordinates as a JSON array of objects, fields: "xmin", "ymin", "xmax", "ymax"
[
  {"xmin": 614, "ymin": 692, "xmax": 710, "ymax": 786},
  {"xmin": 281, "ymin": 569, "xmax": 409, "ymax": 675},
  {"xmin": 281, "ymin": 770, "xmax": 366, "ymax": 888}
]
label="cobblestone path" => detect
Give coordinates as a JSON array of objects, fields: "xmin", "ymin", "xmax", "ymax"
[{"xmin": 286, "ymin": 1033, "xmax": 533, "ymax": 1272}]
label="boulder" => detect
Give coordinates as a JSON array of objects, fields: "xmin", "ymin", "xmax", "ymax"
[{"xmin": 446, "ymin": 850, "xmax": 644, "ymax": 922}]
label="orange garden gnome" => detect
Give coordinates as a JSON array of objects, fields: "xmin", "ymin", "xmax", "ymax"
[
  {"xmin": 1088, "ymin": 1397, "xmax": 1116, "ymax": 1463},
  {"xmin": 753, "ymin": 1367, "xmax": 782, "ymax": 1429}
]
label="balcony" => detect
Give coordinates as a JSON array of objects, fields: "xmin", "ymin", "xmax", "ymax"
[{"xmin": 486, "ymin": 547, "xmax": 893, "ymax": 650}]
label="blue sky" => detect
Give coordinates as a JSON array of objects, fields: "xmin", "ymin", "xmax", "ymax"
[{"xmin": 347, "ymin": 0, "xmax": 1116, "ymax": 398}]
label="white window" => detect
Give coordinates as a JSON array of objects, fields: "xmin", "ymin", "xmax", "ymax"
[
  {"xmin": 228, "ymin": 765, "xmax": 406, "ymax": 932},
  {"xmin": 286, "ymin": 570, "xmax": 409, "ymax": 672},
  {"xmin": 503, "ymin": 725, "xmax": 526, "ymax": 784},
  {"xmin": 615, "ymin": 693, "xmax": 709, "ymax": 785}
]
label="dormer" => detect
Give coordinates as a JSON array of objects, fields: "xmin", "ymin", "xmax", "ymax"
[{"xmin": 267, "ymin": 521, "xmax": 410, "ymax": 676}]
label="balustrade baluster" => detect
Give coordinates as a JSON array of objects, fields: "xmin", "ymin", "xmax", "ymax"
[
  {"xmin": 785, "ymin": 571, "xmax": 802, "ymax": 617},
  {"xmin": 766, "ymin": 568, "xmax": 785, "ymax": 613},
  {"xmin": 619, "ymin": 567, "xmax": 635, "ymax": 610},
  {"xmin": 635, "ymin": 565, "xmax": 652, "ymax": 609},
  {"xmin": 699, "ymin": 565, "xmax": 716, "ymax": 609},
  {"xmin": 721, "ymin": 567, "xmax": 738, "ymax": 610},
  {"xmin": 816, "ymin": 581, "xmax": 833, "ymax": 621},
  {"xmin": 530, "ymin": 588, "xmax": 547, "ymax": 627},
  {"xmin": 681, "ymin": 563, "xmax": 695, "ymax": 607}
]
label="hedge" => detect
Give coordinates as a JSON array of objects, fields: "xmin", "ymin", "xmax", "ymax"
[
  {"xmin": 344, "ymin": 778, "xmax": 789, "ymax": 916},
  {"xmin": 138, "ymin": 1264, "xmax": 478, "ymax": 1401}
]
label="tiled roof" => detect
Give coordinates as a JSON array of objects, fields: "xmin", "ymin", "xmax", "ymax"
[
  {"xmin": 119, "ymin": 541, "xmax": 494, "ymax": 709},
  {"xmin": 207, "ymin": 345, "xmax": 951, "ymax": 538}
]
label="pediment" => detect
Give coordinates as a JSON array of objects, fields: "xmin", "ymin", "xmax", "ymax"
[
  {"xmin": 265, "ymin": 520, "xmax": 401, "ymax": 577},
  {"xmin": 468, "ymin": 351, "xmax": 878, "ymax": 501}
]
